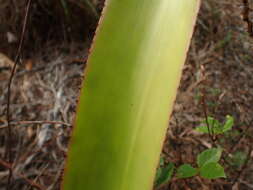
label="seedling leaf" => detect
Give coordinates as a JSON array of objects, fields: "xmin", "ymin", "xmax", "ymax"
[
  {"xmin": 222, "ymin": 115, "xmax": 234, "ymax": 133},
  {"xmin": 195, "ymin": 125, "xmax": 210, "ymax": 133},
  {"xmin": 200, "ymin": 162, "xmax": 226, "ymax": 179},
  {"xmin": 195, "ymin": 116, "xmax": 233, "ymax": 134},
  {"xmin": 195, "ymin": 117, "xmax": 223, "ymax": 134},
  {"xmin": 197, "ymin": 148, "xmax": 222, "ymax": 167},
  {"xmin": 176, "ymin": 164, "xmax": 198, "ymax": 179},
  {"xmin": 155, "ymin": 163, "xmax": 174, "ymax": 187}
]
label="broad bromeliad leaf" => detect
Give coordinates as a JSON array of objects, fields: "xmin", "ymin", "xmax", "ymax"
[
  {"xmin": 155, "ymin": 163, "xmax": 174, "ymax": 188},
  {"xmin": 176, "ymin": 164, "xmax": 198, "ymax": 179},
  {"xmin": 197, "ymin": 148, "xmax": 222, "ymax": 168},
  {"xmin": 200, "ymin": 162, "xmax": 226, "ymax": 179},
  {"xmin": 62, "ymin": 0, "xmax": 200, "ymax": 190}
]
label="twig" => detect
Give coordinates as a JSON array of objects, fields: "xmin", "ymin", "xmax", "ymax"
[
  {"xmin": 15, "ymin": 57, "xmax": 87, "ymax": 77},
  {"xmin": 6, "ymin": 0, "xmax": 33, "ymax": 189},
  {"xmin": 0, "ymin": 159, "xmax": 45, "ymax": 190},
  {"xmin": 27, "ymin": 164, "xmax": 49, "ymax": 190},
  {"xmin": 239, "ymin": 179, "xmax": 253, "ymax": 189},
  {"xmin": 242, "ymin": 0, "xmax": 253, "ymax": 37},
  {"xmin": 0, "ymin": 120, "xmax": 72, "ymax": 129},
  {"xmin": 201, "ymin": 94, "xmax": 211, "ymax": 136},
  {"xmin": 47, "ymin": 162, "xmax": 65, "ymax": 190},
  {"xmin": 199, "ymin": 65, "xmax": 217, "ymax": 144}
]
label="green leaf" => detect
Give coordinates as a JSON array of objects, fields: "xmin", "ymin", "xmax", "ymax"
[
  {"xmin": 155, "ymin": 167, "xmax": 162, "ymax": 182},
  {"xmin": 195, "ymin": 117, "xmax": 223, "ymax": 134},
  {"xmin": 155, "ymin": 163, "xmax": 174, "ymax": 188},
  {"xmin": 222, "ymin": 115, "xmax": 234, "ymax": 133},
  {"xmin": 176, "ymin": 164, "xmax": 198, "ymax": 179},
  {"xmin": 195, "ymin": 125, "xmax": 210, "ymax": 133},
  {"xmin": 159, "ymin": 156, "xmax": 165, "ymax": 166},
  {"xmin": 200, "ymin": 162, "xmax": 226, "ymax": 179},
  {"xmin": 197, "ymin": 148, "xmax": 222, "ymax": 167},
  {"xmin": 62, "ymin": 0, "xmax": 200, "ymax": 189},
  {"xmin": 195, "ymin": 116, "xmax": 234, "ymax": 135}
]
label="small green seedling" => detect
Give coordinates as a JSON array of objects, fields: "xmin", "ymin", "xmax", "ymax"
[
  {"xmin": 176, "ymin": 164, "xmax": 198, "ymax": 178},
  {"xmin": 155, "ymin": 148, "xmax": 226, "ymax": 188},
  {"xmin": 195, "ymin": 115, "xmax": 234, "ymax": 134},
  {"xmin": 155, "ymin": 115, "xmax": 233, "ymax": 188},
  {"xmin": 176, "ymin": 148, "xmax": 226, "ymax": 179},
  {"xmin": 155, "ymin": 157, "xmax": 174, "ymax": 188}
]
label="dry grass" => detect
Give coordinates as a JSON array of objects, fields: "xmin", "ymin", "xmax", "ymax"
[
  {"xmin": 0, "ymin": 0, "xmax": 253, "ymax": 189},
  {"xmin": 0, "ymin": 0, "xmax": 103, "ymax": 57}
]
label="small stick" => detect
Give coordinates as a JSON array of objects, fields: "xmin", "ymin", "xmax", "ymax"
[
  {"xmin": 6, "ymin": 0, "xmax": 33, "ymax": 189},
  {"xmin": 0, "ymin": 120, "xmax": 72, "ymax": 129},
  {"xmin": 0, "ymin": 159, "xmax": 45, "ymax": 190},
  {"xmin": 242, "ymin": 0, "xmax": 253, "ymax": 37}
]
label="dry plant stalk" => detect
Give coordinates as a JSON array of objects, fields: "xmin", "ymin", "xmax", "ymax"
[
  {"xmin": 242, "ymin": 0, "xmax": 253, "ymax": 36},
  {"xmin": 5, "ymin": 0, "xmax": 33, "ymax": 189}
]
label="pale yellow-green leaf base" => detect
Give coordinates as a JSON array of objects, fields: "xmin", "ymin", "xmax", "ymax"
[{"xmin": 63, "ymin": 0, "xmax": 200, "ymax": 190}]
